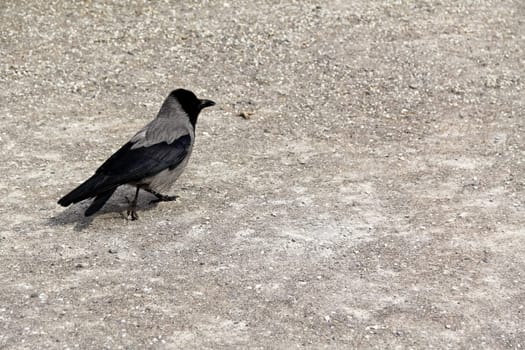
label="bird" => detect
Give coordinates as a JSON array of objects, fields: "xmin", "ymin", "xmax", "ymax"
[{"xmin": 58, "ymin": 88, "xmax": 215, "ymax": 220}]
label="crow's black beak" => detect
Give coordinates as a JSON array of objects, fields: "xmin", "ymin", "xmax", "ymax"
[{"xmin": 199, "ymin": 99, "xmax": 216, "ymax": 109}]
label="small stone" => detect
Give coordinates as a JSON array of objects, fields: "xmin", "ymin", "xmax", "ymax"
[{"xmin": 238, "ymin": 111, "xmax": 253, "ymax": 120}]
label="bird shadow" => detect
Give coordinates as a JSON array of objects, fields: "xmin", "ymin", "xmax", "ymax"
[{"xmin": 48, "ymin": 187, "xmax": 161, "ymax": 231}]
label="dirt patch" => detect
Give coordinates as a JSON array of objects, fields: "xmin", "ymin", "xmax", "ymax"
[{"xmin": 1, "ymin": 0, "xmax": 524, "ymax": 348}]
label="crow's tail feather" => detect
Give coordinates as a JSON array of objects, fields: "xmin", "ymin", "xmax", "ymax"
[
  {"xmin": 84, "ymin": 188, "xmax": 117, "ymax": 217},
  {"xmin": 58, "ymin": 174, "xmax": 112, "ymax": 207}
]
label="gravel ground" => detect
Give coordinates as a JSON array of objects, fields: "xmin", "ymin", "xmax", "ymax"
[{"xmin": 1, "ymin": 0, "xmax": 524, "ymax": 349}]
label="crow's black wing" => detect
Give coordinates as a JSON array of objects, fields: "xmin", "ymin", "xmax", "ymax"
[
  {"xmin": 96, "ymin": 134, "xmax": 191, "ymax": 181},
  {"xmin": 58, "ymin": 134, "xmax": 191, "ymax": 207}
]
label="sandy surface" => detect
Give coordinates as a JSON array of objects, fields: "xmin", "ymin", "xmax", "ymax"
[{"xmin": 1, "ymin": 0, "xmax": 524, "ymax": 349}]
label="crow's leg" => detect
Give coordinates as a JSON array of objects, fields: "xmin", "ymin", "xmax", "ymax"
[
  {"xmin": 144, "ymin": 188, "xmax": 179, "ymax": 204},
  {"xmin": 125, "ymin": 187, "xmax": 140, "ymax": 220}
]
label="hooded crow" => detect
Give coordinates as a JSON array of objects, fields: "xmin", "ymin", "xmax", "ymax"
[{"xmin": 58, "ymin": 89, "xmax": 215, "ymax": 220}]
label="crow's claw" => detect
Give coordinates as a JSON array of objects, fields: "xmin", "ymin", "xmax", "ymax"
[{"xmin": 149, "ymin": 195, "xmax": 179, "ymax": 205}]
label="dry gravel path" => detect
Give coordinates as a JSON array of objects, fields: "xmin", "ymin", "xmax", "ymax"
[{"xmin": 1, "ymin": 1, "xmax": 524, "ymax": 349}]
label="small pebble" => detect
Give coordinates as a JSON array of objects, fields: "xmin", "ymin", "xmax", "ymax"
[{"xmin": 238, "ymin": 111, "xmax": 253, "ymax": 120}]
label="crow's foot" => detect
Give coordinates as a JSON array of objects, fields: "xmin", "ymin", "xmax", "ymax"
[
  {"xmin": 125, "ymin": 187, "xmax": 140, "ymax": 221},
  {"xmin": 144, "ymin": 188, "xmax": 179, "ymax": 204},
  {"xmin": 149, "ymin": 194, "xmax": 179, "ymax": 204}
]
